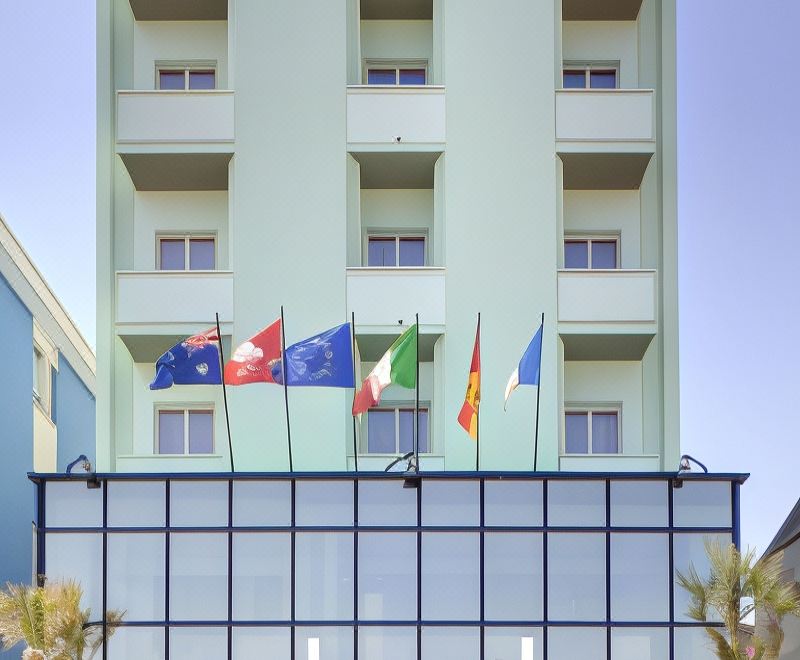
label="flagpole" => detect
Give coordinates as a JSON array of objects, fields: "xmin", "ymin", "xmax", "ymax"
[
  {"xmin": 215, "ymin": 313, "xmax": 235, "ymax": 473},
  {"xmin": 533, "ymin": 312, "xmax": 544, "ymax": 471},
  {"xmin": 476, "ymin": 313, "xmax": 481, "ymax": 472},
  {"xmin": 414, "ymin": 312, "xmax": 420, "ymax": 471},
  {"xmin": 351, "ymin": 311, "xmax": 358, "ymax": 473},
  {"xmin": 280, "ymin": 305, "xmax": 293, "ymax": 472}
]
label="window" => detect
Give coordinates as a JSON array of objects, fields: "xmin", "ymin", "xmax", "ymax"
[
  {"xmin": 366, "ymin": 406, "xmax": 429, "ymax": 454},
  {"xmin": 564, "ymin": 409, "xmax": 620, "ymax": 454},
  {"xmin": 156, "ymin": 408, "xmax": 214, "ymax": 455},
  {"xmin": 156, "ymin": 63, "xmax": 216, "ymax": 90},
  {"xmin": 33, "ymin": 346, "xmax": 50, "ymax": 415},
  {"xmin": 564, "ymin": 237, "xmax": 618, "ymax": 269},
  {"xmin": 157, "ymin": 235, "xmax": 216, "ymax": 270},
  {"xmin": 367, "ymin": 236, "xmax": 425, "ymax": 267},
  {"xmin": 563, "ymin": 62, "xmax": 619, "ymax": 89},
  {"xmin": 365, "ymin": 60, "xmax": 428, "ymax": 85}
]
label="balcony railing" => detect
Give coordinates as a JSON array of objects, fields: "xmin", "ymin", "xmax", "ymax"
[{"xmin": 556, "ymin": 89, "xmax": 655, "ymax": 145}]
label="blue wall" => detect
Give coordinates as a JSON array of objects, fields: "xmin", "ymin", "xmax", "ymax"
[{"xmin": 55, "ymin": 357, "xmax": 96, "ymax": 470}]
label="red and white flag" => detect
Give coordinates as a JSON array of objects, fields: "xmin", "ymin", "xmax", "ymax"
[{"xmin": 224, "ymin": 319, "xmax": 282, "ymax": 385}]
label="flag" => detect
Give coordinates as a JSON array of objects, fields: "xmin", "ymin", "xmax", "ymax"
[
  {"xmin": 457, "ymin": 319, "xmax": 481, "ymax": 438},
  {"xmin": 150, "ymin": 328, "xmax": 222, "ymax": 390},
  {"xmin": 352, "ymin": 324, "xmax": 417, "ymax": 415},
  {"xmin": 504, "ymin": 324, "xmax": 543, "ymax": 409},
  {"xmin": 224, "ymin": 319, "xmax": 282, "ymax": 385},
  {"xmin": 272, "ymin": 323, "xmax": 355, "ymax": 388}
]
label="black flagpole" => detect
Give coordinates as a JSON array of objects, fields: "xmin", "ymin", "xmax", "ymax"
[
  {"xmin": 351, "ymin": 312, "xmax": 358, "ymax": 472},
  {"xmin": 414, "ymin": 313, "xmax": 420, "ymax": 471},
  {"xmin": 280, "ymin": 305, "xmax": 293, "ymax": 472},
  {"xmin": 533, "ymin": 312, "xmax": 544, "ymax": 471},
  {"xmin": 476, "ymin": 312, "xmax": 481, "ymax": 472},
  {"xmin": 215, "ymin": 313, "xmax": 235, "ymax": 472}
]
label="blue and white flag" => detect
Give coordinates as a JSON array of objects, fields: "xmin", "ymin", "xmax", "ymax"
[
  {"xmin": 504, "ymin": 324, "xmax": 543, "ymax": 409},
  {"xmin": 150, "ymin": 328, "xmax": 222, "ymax": 390},
  {"xmin": 272, "ymin": 323, "xmax": 355, "ymax": 388}
]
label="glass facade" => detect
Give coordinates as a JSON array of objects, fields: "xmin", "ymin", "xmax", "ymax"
[{"xmin": 33, "ymin": 474, "xmax": 741, "ymax": 660}]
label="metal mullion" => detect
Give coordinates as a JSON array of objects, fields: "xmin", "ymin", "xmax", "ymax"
[
  {"xmin": 668, "ymin": 480, "xmax": 675, "ymax": 660},
  {"xmin": 416, "ymin": 479, "xmax": 422, "ymax": 660},
  {"xmin": 227, "ymin": 479, "xmax": 233, "ymax": 659},
  {"xmin": 102, "ymin": 481, "xmax": 108, "ymax": 660},
  {"xmin": 165, "ymin": 479, "xmax": 171, "ymax": 660},
  {"xmin": 184, "ymin": 410, "xmax": 190, "ymax": 455},
  {"xmin": 396, "ymin": 408, "xmax": 400, "ymax": 454},
  {"xmin": 290, "ymin": 479, "xmax": 296, "ymax": 660},
  {"xmin": 354, "ymin": 479, "xmax": 359, "ymax": 660},
  {"xmin": 605, "ymin": 479, "xmax": 611, "ymax": 660},
  {"xmin": 542, "ymin": 479, "xmax": 548, "ymax": 658},
  {"xmin": 479, "ymin": 479, "xmax": 485, "ymax": 660}
]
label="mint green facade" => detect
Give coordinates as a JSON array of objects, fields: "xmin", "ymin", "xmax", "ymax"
[{"xmin": 97, "ymin": 0, "xmax": 678, "ymax": 474}]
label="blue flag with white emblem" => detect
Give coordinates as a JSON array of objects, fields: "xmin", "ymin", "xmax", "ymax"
[
  {"xmin": 150, "ymin": 328, "xmax": 223, "ymax": 390},
  {"xmin": 272, "ymin": 323, "xmax": 355, "ymax": 388}
]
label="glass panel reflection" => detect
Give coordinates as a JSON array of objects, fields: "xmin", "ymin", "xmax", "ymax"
[
  {"xmin": 295, "ymin": 533, "xmax": 354, "ymax": 620},
  {"xmin": 169, "ymin": 627, "xmax": 226, "ymax": 660},
  {"xmin": 422, "ymin": 480, "xmax": 479, "ymax": 526},
  {"xmin": 674, "ymin": 533, "xmax": 731, "ymax": 622},
  {"xmin": 45, "ymin": 481, "xmax": 103, "ymax": 528},
  {"xmin": 564, "ymin": 240, "xmax": 589, "ymax": 267},
  {"xmin": 358, "ymin": 532, "xmax": 416, "ymax": 620},
  {"xmin": 295, "ymin": 480, "xmax": 353, "ymax": 526},
  {"xmin": 674, "ymin": 626, "xmax": 720, "ymax": 659},
  {"xmin": 107, "ymin": 534, "xmax": 165, "ymax": 621},
  {"xmin": 107, "ymin": 481, "xmax": 166, "ymax": 527},
  {"xmin": 358, "ymin": 479, "xmax": 417, "ymax": 527},
  {"xmin": 421, "ymin": 627, "xmax": 480, "ymax": 660},
  {"xmin": 549, "ymin": 627, "xmax": 607, "ymax": 660},
  {"xmin": 422, "ymin": 533, "xmax": 480, "ymax": 620},
  {"xmin": 611, "ymin": 534, "xmax": 669, "ymax": 622},
  {"xmin": 548, "ymin": 481, "xmax": 606, "ymax": 526},
  {"xmin": 673, "ymin": 481, "xmax": 732, "ymax": 528},
  {"xmin": 296, "ymin": 627, "xmax": 354, "ymax": 660},
  {"xmin": 612, "ymin": 627, "xmax": 669, "ymax": 660},
  {"xmin": 548, "ymin": 533, "xmax": 606, "ymax": 621},
  {"xmin": 169, "ymin": 533, "xmax": 227, "ymax": 621},
  {"xmin": 232, "ymin": 533, "xmax": 291, "ymax": 621},
  {"xmin": 232, "ymin": 628, "xmax": 291, "ymax": 658},
  {"xmin": 170, "ymin": 481, "xmax": 228, "ymax": 527},
  {"xmin": 610, "ymin": 481, "xmax": 668, "ymax": 527},
  {"xmin": 233, "ymin": 480, "xmax": 290, "ymax": 526},
  {"xmin": 484, "ymin": 628, "xmax": 543, "ymax": 660},
  {"xmin": 358, "ymin": 627, "xmax": 417, "ymax": 660},
  {"xmin": 108, "ymin": 627, "xmax": 164, "ymax": 660},
  {"xmin": 484, "ymin": 480, "xmax": 543, "ymax": 527},
  {"xmin": 484, "ymin": 533, "xmax": 543, "ymax": 621},
  {"xmin": 46, "ymin": 534, "xmax": 102, "ymax": 617}
]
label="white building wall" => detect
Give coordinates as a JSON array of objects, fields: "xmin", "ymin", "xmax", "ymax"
[
  {"xmin": 360, "ymin": 189, "xmax": 434, "ymax": 264},
  {"xmin": 562, "ymin": 21, "xmax": 639, "ymax": 88},
  {"xmin": 360, "ymin": 20, "xmax": 433, "ymax": 82}
]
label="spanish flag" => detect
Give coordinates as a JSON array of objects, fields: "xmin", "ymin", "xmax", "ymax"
[{"xmin": 457, "ymin": 316, "xmax": 481, "ymax": 439}]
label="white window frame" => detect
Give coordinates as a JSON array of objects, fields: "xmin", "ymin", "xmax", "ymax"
[
  {"xmin": 364, "ymin": 231, "xmax": 428, "ymax": 267},
  {"xmin": 563, "ymin": 233, "xmax": 620, "ymax": 269},
  {"xmin": 154, "ymin": 405, "xmax": 216, "ymax": 456},
  {"xmin": 563, "ymin": 405, "xmax": 622, "ymax": 455},
  {"xmin": 562, "ymin": 60, "xmax": 620, "ymax": 89},
  {"xmin": 155, "ymin": 60, "xmax": 217, "ymax": 90},
  {"xmin": 362, "ymin": 403, "xmax": 431, "ymax": 455},
  {"xmin": 32, "ymin": 344, "xmax": 50, "ymax": 416},
  {"xmin": 156, "ymin": 233, "xmax": 217, "ymax": 271},
  {"xmin": 363, "ymin": 58, "xmax": 429, "ymax": 85}
]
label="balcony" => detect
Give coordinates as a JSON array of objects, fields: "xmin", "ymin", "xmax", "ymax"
[
  {"xmin": 116, "ymin": 91, "xmax": 234, "ymax": 190},
  {"xmin": 115, "ymin": 270, "xmax": 233, "ymax": 361},
  {"xmin": 562, "ymin": 0, "xmax": 643, "ymax": 20},
  {"xmin": 128, "ymin": 0, "xmax": 227, "ymax": 20},
  {"xmin": 556, "ymin": 89, "xmax": 655, "ymax": 189},
  {"xmin": 347, "ymin": 86, "xmax": 445, "ymax": 150},
  {"xmin": 557, "ymin": 269, "xmax": 657, "ymax": 360}
]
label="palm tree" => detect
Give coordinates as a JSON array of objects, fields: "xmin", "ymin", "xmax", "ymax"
[
  {"xmin": 677, "ymin": 538, "xmax": 800, "ymax": 660},
  {"xmin": 0, "ymin": 580, "xmax": 123, "ymax": 660}
]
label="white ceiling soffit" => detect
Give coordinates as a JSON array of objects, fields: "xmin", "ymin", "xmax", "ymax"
[
  {"xmin": 352, "ymin": 151, "xmax": 441, "ymax": 189},
  {"xmin": 360, "ymin": 0, "xmax": 433, "ymax": 20},
  {"xmin": 562, "ymin": 0, "xmax": 643, "ymax": 21},
  {"xmin": 128, "ymin": 0, "xmax": 227, "ymax": 21}
]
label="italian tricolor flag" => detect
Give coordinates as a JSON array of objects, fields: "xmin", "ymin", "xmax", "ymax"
[{"xmin": 352, "ymin": 324, "xmax": 417, "ymax": 415}]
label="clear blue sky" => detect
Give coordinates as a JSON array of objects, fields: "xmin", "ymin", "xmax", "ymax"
[{"xmin": 0, "ymin": 2, "xmax": 796, "ymax": 554}]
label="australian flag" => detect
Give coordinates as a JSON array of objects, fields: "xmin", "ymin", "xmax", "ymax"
[
  {"xmin": 150, "ymin": 328, "xmax": 223, "ymax": 390},
  {"xmin": 272, "ymin": 323, "xmax": 354, "ymax": 388}
]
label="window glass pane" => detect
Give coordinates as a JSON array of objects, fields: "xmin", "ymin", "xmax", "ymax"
[
  {"xmin": 399, "ymin": 409, "xmax": 428, "ymax": 453},
  {"xmin": 107, "ymin": 533, "xmax": 165, "ymax": 621},
  {"xmin": 233, "ymin": 628, "xmax": 290, "ymax": 659},
  {"xmin": 590, "ymin": 69, "xmax": 617, "ymax": 88},
  {"xmin": 611, "ymin": 534, "xmax": 669, "ymax": 621},
  {"xmin": 109, "ymin": 628, "xmax": 164, "ymax": 660},
  {"xmin": 170, "ymin": 481, "xmax": 228, "ymax": 527},
  {"xmin": 368, "ymin": 409, "xmax": 396, "ymax": 453},
  {"xmin": 295, "ymin": 480, "xmax": 353, "ymax": 526},
  {"xmin": 674, "ymin": 627, "xmax": 719, "ymax": 659},
  {"xmin": 358, "ymin": 532, "xmax": 416, "ymax": 620},
  {"xmin": 233, "ymin": 480, "xmax": 291, "ymax": 526},
  {"xmin": 367, "ymin": 69, "xmax": 397, "ymax": 85},
  {"xmin": 398, "ymin": 237, "xmax": 425, "ymax": 266},
  {"xmin": 421, "ymin": 532, "xmax": 480, "ymax": 620},
  {"xmin": 367, "ymin": 237, "xmax": 396, "ymax": 266},
  {"xmin": 592, "ymin": 412, "xmax": 619, "ymax": 453},
  {"xmin": 295, "ymin": 533, "xmax": 354, "ymax": 620},
  {"xmin": 549, "ymin": 627, "xmax": 607, "ymax": 660},
  {"xmin": 563, "ymin": 70, "xmax": 587, "ymax": 88},
  {"xmin": 673, "ymin": 481, "xmax": 732, "ymax": 528},
  {"xmin": 422, "ymin": 627, "xmax": 480, "ymax": 660},
  {"xmin": 358, "ymin": 479, "xmax": 417, "ymax": 526},
  {"xmin": 158, "ymin": 410, "xmax": 184, "ymax": 454},
  {"xmin": 484, "ymin": 628, "xmax": 543, "ymax": 660},
  {"xmin": 674, "ymin": 533, "xmax": 731, "ymax": 622},
  {"xmin": 591, "ymin": 240, "xmax": 618, "ymax": 268},
  {"xmin": 189, "ymin": 239, "xmax": 215, "ymax": 270},
  {"xmin": 610, "ymin": 481, "xmax": 668, "ymax": 527},
  {"xmin": 548, "ymin": 533, "xmax": 606, "ymax": 621},
  {"xmin": 45, "ymin": 534, "xmax": 102, "ymax": 617},
  {"xmin": 485, "ymin": 480, "xmax": 543, "ymax": 526},
  {"xmin": 169, "ymin": 533, "xmax": 227, "ymax": 621},
  {"xmin": 188, "ymin": 410, "xmax": 214, "ymax": 454},
  {"xmin": 565, "ymin": 412, "xmax": 589, "ymax": 453},
  {"xmin": 612, "ymin": 628, "xmax": 669, "ymax": 660},
  {"xmin": 159, "ymin": 71, "xmax": 185, "ymax": 90},
  {"xmin": 399, "ymin": 68, "xmax": 426, "ymax": 85},
  {"xmin": 159, "ymin": 239, "xmax": 185, "ymax": 269},
  {"xmin": 188, "ymin": 70, "xmax": 215, "ymax": 90},
  {"xmin": 170, "ymin": 628, "xmax": 227, "ymax": 660},
  {"xmin": 45, "ymin": 481, "xmax": 103, "ymax": 527},
  {"xmin": 296, "ymin": 627, "xmax": 354, "ymax": 660},
  {"xmin": 108, "ymin": 481, "xmax": 166, "ymax": 527},
  {"xmin": 422, "ymin": 480, "xmax": 479, "ymax": 526},
  {"xmin": 233, "ymin": 533, "xmax": 291, "ymax": 620},
  {"xmin": 548, "ymin": 480, "xmax": 606, "ymax": 526},
  {"xmin": 359, "ymin": 627, "xmax": 416, "ymax": 660},
  {"xmin": 564, "ymin": 240, "xmax": 589, "ymax": 268},
  {"xmin": 485, "ymin": 533, "xmax": 543, "ymax": 621}
]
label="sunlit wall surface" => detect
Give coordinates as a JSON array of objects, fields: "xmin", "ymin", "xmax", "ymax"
[{"xmin": 32, "ymin": 473, "xmax": 743, "ymax": 660}]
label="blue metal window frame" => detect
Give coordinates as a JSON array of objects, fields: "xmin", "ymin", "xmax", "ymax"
[{"xmin": 29, "ymin": 471, "xmax": 747, "ymax": 660}]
